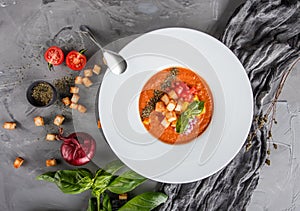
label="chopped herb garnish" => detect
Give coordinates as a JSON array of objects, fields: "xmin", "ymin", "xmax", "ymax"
[
  {"xmin": 141, "ymin": 90, "xmax": 164, "ymax": 119},
  {"xmin": 141, "ymin": 68, "xmax": 179, "ymax": 120},
  {"xmin": 161, "ymin": 67, "xmax": 178, "ymax": 91}
]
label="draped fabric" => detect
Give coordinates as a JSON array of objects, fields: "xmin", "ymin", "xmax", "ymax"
[{"xmin": 158, "ymin": 0, "xmax": 300, "ymax": 210}]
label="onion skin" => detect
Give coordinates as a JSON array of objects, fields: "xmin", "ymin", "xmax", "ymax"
[{"xmin": 57, "ymin": 128, "xmax": 96, "ymax": 166}]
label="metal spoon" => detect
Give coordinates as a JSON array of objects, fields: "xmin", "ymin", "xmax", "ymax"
[{"xmin": 79, "ymin": 25, "xmax": 127, "ymax": 75}]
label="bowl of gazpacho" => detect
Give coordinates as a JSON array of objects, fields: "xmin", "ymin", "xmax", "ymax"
[{"xmin": 139, "ymin": 66, "xmax": 213, "ymax": 144}]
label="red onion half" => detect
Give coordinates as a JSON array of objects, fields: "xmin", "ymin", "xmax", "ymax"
[{"xmin": 57, "ymin": 128, "xmax": 96, "ymax": 166}]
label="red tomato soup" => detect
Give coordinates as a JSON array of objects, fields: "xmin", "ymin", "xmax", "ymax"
[{"xmin": 139, "ymin": 67, "xmax": 214, "ymax": 144}]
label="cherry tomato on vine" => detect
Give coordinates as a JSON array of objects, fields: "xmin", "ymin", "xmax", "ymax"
[
  {"xmin": 66, "ymin": 49, "xmax": 87, "ymax": 71},
  {"xmin": 44, "ymin": 46, "xmax": 64, "ymax": 71}
]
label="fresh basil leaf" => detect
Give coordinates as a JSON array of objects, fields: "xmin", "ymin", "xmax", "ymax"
[
  {"xmin": 92, "ymin": 160, "xmax": 125, "ymax": 196},
  {"xmin": 197, "ymin": 101, "xmax": 205, "ymax": 110},
  {"xmin": 87, "ymin": 197, "xmax": 97, "ymax": 211},
  {"xmin": 175, "ymin": 114, "xmax": 189, "ymax": 133},
  {"xmin": 175, "ymin": 114, "xmax": 182, "ymax": 133},
  {"xmin": 107, "ymin": 170, "xmax": 147, "ymax": 194},
  {"xmin": 188, "ymin": 100, "xmax": 204, "ymax": 112},
  {"xmin": 118, "ymin": 192, "xmax": 168, "ymax": 211},
  {"xmin": 103, "ymin": 160, "xmax": 125, "ymax": 175},
  {"xmin": 176, "ymin": 100, "xmax": 204, "ymax": 134},
  {"xmin": 188, "ymin": 101, "xmax": 204, "ymax": 116},
  {"xmin": 189, "ymin": 109, "xmax": 203, "ymax": 116},
  {"xmin": 187, "ymin": 100, "xmax": 200, "ymax": 111},
  {"xmin": 36, "ymin": 171, "xmax": 57, "ymax": 183},
  {"xmin": 54, "ymin": 168, "xmax": 93, "ymax": 194},
  {"xmin": 92, "ymin": 171, "xmax": 113, "ymax": 196},
  {"xmin": 102, "ymin": 192, "xmax": 112, "ymax": 211}
]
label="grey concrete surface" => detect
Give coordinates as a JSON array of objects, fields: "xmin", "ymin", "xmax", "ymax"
[
  {"xmin": 0, "ymin": 1, "xmax": 245, "ymax": 210},
  {"xmin": 1, "ymin": 0, "xmax": 299, "ymax": 210}
]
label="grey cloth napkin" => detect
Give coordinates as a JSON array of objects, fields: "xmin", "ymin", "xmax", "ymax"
[{"xmin": 158, "ymin": 0, "xmax": 300, "ymax": 210}]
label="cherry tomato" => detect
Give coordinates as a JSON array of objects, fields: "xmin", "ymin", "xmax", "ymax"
[
  {"xmin": 66, "ymin": 49, "xmax": 87, "ymax": 71},
  {"xmin": 44, "ymin": 46, "xmax": 64, "ymax": 71}
]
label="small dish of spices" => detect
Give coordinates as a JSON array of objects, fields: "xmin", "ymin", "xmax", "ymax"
[{"xmin": 26, "ymin": 81, "xmax": 57, "ymax": 107}]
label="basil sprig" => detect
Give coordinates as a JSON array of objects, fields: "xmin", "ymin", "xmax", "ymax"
[
  {"xmin": 36, "ymin": 160, "xmax": 167, "ymax": 211},
  {"xmin": 176, "ymin": 100, "xmax": 205, "ymax": 134}
]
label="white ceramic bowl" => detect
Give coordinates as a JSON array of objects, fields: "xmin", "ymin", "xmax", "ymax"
[{"xmin": 99, "ymin": 28, "xmax": 253, "ymax": 183}]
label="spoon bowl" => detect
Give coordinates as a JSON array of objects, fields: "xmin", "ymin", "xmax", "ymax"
[{"xmin": 79, "ymin": 25, "xmax": 127, "ymax": 75}]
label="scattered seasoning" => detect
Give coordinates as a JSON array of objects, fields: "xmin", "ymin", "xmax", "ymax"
[
  {"xmin": 273, "ymin": 143, "xmax": 278, "ymax": 149},
  {"xmin": 141, "ymin": 68, "xmax": 178, "ymax": 120},
  {"xmin": 31, "ymin": 82, "xmax": 53, "ymax": 105},
  {"xmin": 265, "ymin": 158, "xmax": 271, "ymax": 166},
  {"xmin": 54, "ymin": 76, "xmax": 75, "ymax": 98},
  {"xmin": 161, "ymin": 67, "xmax": 178, "ymax": 91},
  {"xmin": 141, "ymin": 90, "xmax": 164, "ymax": 120}
]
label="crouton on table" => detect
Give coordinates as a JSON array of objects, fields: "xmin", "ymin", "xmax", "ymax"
[
  {"xmin": 3, "ymin": 122, "xmax": 16, "ymax": 130},
  {"xmin": 14, "ymin": 157, "xmax": 24, "ymax": 168},
  {"xmin": 84, "ymin": 69, "xmax": 93, "ymax": 77},
  {"xmin": 93, "ymin": 64, "xmax": 101, "ymax": 75},
  {"xmin": 46, "ymin": 159, "xmax": 57, "ymax": 167},
  {"xmin": 74, "ymin": 76, "xmax": 83, "ymax": 85},
  {"xmin": 34, "ymin": 116, "xmax": 44, "ymax": 126},
  {"xmin": 70, "ymin": 103, "xmax": 78, "ymax": 109},
  {"xmin": 46, "ymin": 134, "xmax": 56, "ymax": 141},
  {"xmin": 71, "ymin": 94, "xmax": 80, "ymax": 104},
  {"xmin": 70, "ymin": 86, "xmax": 79, "ymax": 94},
  {"xmin": 62, "ymin": 97, "xmax": 71, "ymax": 106},
  {"xmin": 53, "ymin": 115, "xmax": 65, "ymax": 126},
  {"xmin": 82, "ymin": 77, "xmax": 93, "ymax": 87},
  {"xmin": 77, "ymin": 104, "xmax": 87, "ymax": 113}
]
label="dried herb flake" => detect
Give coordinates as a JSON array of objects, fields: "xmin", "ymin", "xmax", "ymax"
[
  {"xmin": 54, "ymin": 76, "xmax": 75, "ymax": 98},
  {"xmin": 141, "ymin": 68, "xmax": 179, "ymax": 120},
  {"xmin": 160, "ymin": 67, "xmax": 178, "ymax": 91},
  {"xmin": 32, "ymin": 82, "xmax": 53, "ymax": 105},
  {"xmin": 141, "ymin": 90, "xmax": 164, "ymax": 120}
]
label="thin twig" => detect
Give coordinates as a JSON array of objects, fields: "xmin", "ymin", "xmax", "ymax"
[
  {"xmin": 265, "ymin": 57, "xmax": 300, "ymax": 117},
  {"xmin": 246, "ymin": 57, "xmax": 300, "ymax": 154}
]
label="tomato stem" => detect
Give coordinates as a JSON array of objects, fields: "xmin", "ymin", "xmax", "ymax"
[
  {"xmin": 47, "ymin": 63, "xmax": 53, "ymax": 71},
  {"xmin": 79, "ymin": 49, "xmax": 87, "ymax": 54}
]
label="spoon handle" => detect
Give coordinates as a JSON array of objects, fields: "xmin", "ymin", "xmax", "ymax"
[{"xmin": 79, "ymin": 25, "xmax": 104, "ymax": 51}]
